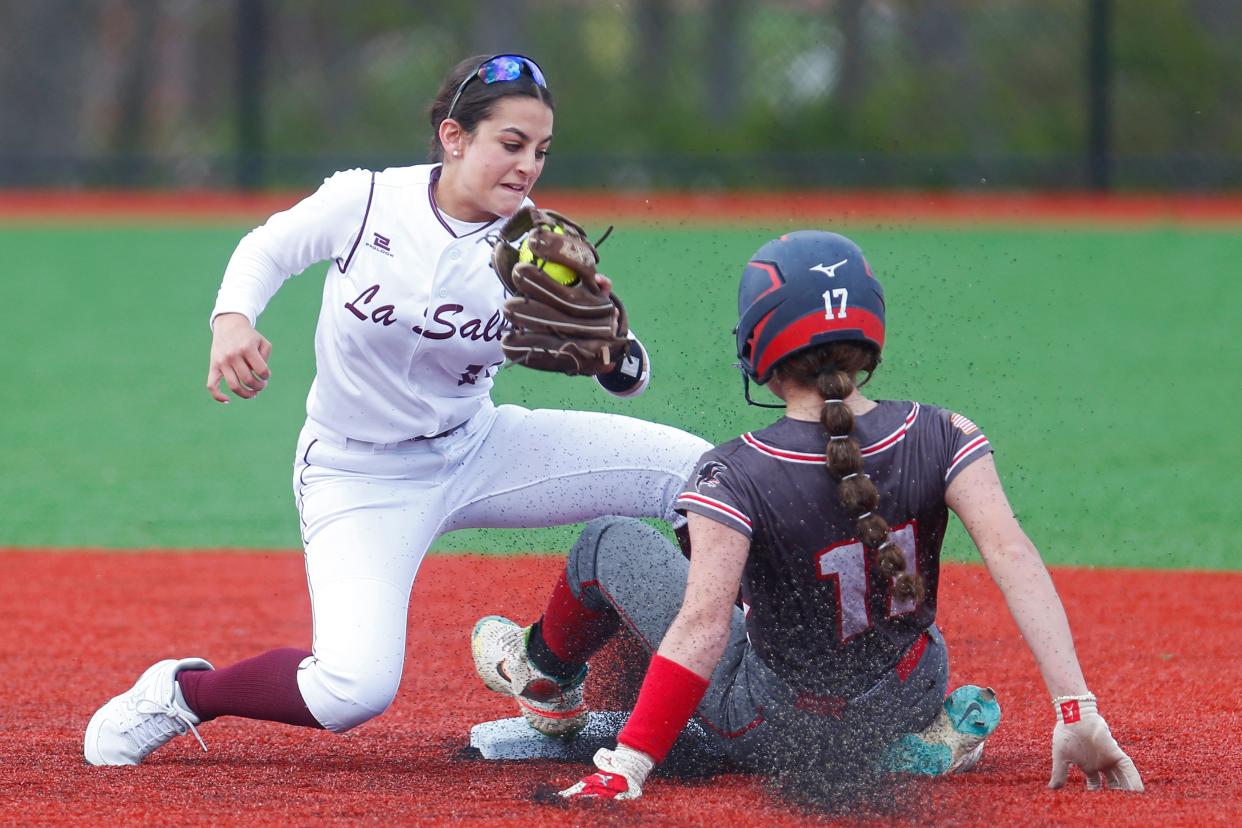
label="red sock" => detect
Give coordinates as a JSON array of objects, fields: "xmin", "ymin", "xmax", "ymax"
[
  {"xmin": 538, "ymin": 570, "xmax": 619, "ymax": 664},
  {"xmin": 177, "ymin": 648, "xmax": 323, "ymax": 728}
]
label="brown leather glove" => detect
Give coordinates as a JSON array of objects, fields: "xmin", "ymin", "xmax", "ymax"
[{"xmin": 491, "ymin": 207, "xmax": 628, "ymax": 376}]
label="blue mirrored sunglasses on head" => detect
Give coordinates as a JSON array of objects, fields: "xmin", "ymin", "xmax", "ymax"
[{"xmin": 445, "ymin": 54, "xmax": 548, "ymax": 121}]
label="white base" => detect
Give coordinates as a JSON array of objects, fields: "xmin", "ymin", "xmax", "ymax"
[
  {"xmin": 469, "ymin": 712, "xmax": 627, "ymax": 761},
  {"xmin": 468, "ymin": 712, "xmax": 728, "ymax": 774}
]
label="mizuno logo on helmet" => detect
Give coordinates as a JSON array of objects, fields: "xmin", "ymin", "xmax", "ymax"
[{"xmin": 810, "ymin": 259, "xmax": 849, "ymax": 278}]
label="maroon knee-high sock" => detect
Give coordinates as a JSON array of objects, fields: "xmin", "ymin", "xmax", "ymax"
[
  {"xmin": 177, "ymin": 648, "xmax": 323, "ymax": 728},
  {"xmin": 536, "ymin": 570, "xmax": 619, "ymax": 665}
]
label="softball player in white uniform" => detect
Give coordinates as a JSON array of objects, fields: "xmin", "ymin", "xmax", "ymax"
[{"xmin": 84, "ymin": 53, "xmax": 710, "ymax": 764}]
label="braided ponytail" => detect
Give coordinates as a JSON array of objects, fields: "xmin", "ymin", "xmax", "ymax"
[{"xmin": 777, "ymin": 344, "xmax": 924, "ymax": 605}]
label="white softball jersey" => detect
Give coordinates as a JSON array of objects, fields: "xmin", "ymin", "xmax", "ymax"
[
  {"xmin": 210, "ymin": 163, "xmax": 711, "ymax": 732},
  {"xmin": 215, "ymin": 163, "xmax": 529, "ymax": 443}
]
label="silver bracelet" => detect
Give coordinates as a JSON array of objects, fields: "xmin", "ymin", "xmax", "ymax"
[{"xmin": 1052, "ymin": 692, "xmax": 1096, "ymax": 706}]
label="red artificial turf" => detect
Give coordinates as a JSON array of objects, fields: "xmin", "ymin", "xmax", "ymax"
[{"xmin": 1, "ymin": 550, "xmax": 1237, "ymax": 826}]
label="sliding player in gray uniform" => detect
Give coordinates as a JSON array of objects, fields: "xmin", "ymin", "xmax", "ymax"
[
  {"xmin": 471, "ymin": 230, "xmax": 1144, "ymax": 802},
  {"xmin": 83, "ymin": 53, "xmax": 709, "ymax": 766}
]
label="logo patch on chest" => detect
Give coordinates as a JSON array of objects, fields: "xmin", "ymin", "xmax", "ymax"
[{"xmin": 366, "ymin": 232, "xmax": 393, "ymax": 257}]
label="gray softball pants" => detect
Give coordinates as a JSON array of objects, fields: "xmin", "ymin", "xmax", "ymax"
[{"xmin": 564, "ymin": 516, "xmax": 949, "ymax": 768}]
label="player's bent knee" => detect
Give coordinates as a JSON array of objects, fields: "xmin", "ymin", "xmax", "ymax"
[
  {"xmin": 297, "ymin": 658, "xmax": 401, "ymax": 733},
  {"xmin": 565, "ymin": 516, "xmax": 628, "ymax": 607},
  {"xmin": 569, "ymin": 516, "xmax": 641, "ymax": 580},
  {"xmin": 323, "ymin": 700, "xmax": 394, "ymax": 734},
  {"xmin": 582, "ymin": 515, "xmax": 645, "ymax": 545},
  {"xmin": 568, "ymin": 516, "xmax": 672, "ymax": 596},
  {"xmin": 316, "ymin": 681, "xmax": 398, "ymax": 734}
]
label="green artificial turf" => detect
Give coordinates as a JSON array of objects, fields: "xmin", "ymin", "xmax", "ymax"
[{"xmin": 1, "ymin": 221, "xmax": 1238, "ymax": 569}]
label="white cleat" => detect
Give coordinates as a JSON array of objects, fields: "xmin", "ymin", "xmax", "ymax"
[
  {"xmin": 84, "ymin": 657, "xmax": 214, "ymax": 766},
  {"xmin": 471, "ymin": 615, "xmax": 587, "ymax": 737},
  {"xmin": 954, "ymin": 740, "xmax": 988, "ymax": 774}
]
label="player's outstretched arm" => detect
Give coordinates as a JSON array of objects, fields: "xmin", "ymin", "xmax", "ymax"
[
  {"xmin": 945, "ymin": 455, "xmax": 1143, "ymax": 792},
  {"xmin": 558, "ymin": 514, "xmax": 749, "ymax": 802},
  {"xmin": 206, "ymin": 312, "xmax": 273, "ymax": 403}
]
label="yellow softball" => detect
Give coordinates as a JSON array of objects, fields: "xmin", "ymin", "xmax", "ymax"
[{"xmin": 518, "ymin": 225, "xmax": 579, "ymax": 286}]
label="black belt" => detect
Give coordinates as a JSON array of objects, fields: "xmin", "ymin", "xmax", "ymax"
[{"xmin": 334, "ymin": 421, "xmax": 466, "ymax": 451}]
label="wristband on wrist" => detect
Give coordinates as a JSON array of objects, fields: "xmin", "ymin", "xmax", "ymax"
[
  {"xmin": 1052, "ymin": 692, "xmax": 1097, "ymax": 724},
  {"xmin": 595, "ymin": 336, "xmax": 649, "ymax": 397},
  {"xmin": 616, "ymin": 654, "xmax": 709, "ymax": 764}
]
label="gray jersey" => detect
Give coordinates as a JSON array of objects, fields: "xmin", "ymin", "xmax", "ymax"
[{"xmin": 676, "ymin": 401, "xmax": 991, "ymax": 697}]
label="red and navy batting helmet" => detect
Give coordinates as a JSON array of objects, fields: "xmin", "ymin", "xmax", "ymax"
[{"xmin": 736, "ymin": 230, "xmax": 885, "ymax": 385}]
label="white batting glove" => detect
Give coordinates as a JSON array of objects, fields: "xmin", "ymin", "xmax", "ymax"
[
  {"xmin": 1048, "ymin": 695, "xmax": 1144, "ymax": 792},
  {"xmin": 558, "ymin": 744, "xmax": 655, "ymax": 801}
]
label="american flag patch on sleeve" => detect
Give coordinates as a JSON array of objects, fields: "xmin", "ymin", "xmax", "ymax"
[{"xmin": 950, "ymin": 413, "xmax": 979, "ymax": 435}]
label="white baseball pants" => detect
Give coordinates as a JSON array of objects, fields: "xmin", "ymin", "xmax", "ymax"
[{"xmin": 291, "ymin": 402, "xmax": 710, "ymax": 732}]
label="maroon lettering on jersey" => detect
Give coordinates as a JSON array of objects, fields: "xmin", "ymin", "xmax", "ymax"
[
  {"xmin": 482, "ymin": 310, "xmax": 507, "ymax": 341},
  {"xmin": 413, "ymin": 304, "xmax": 507, "ymax": 342},
  {"xmin": 415, "ymin": 304, "xmax": 466, "ymax": 339},
  {"xmin": 345, "ymin": 283, "xmax": 398, "ymax": 327}
]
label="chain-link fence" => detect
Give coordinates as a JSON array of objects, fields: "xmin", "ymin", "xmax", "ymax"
[{"xmin": 2, "ymin": 0, "xmax": 1239, "ymax": 191}]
